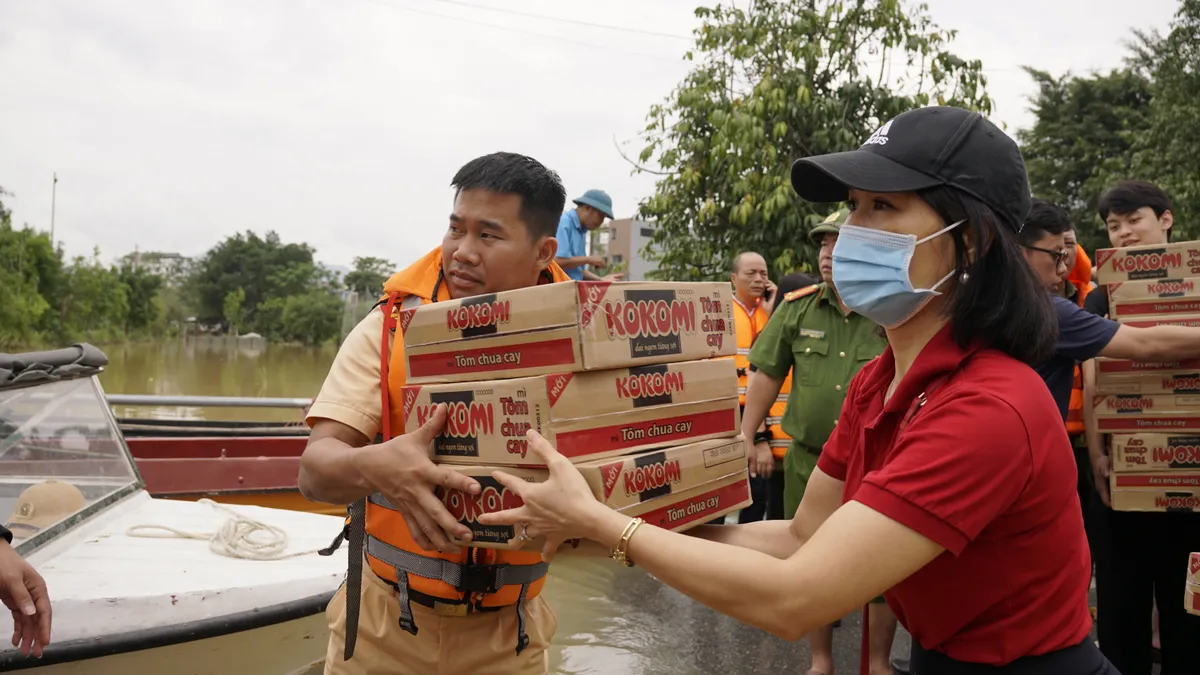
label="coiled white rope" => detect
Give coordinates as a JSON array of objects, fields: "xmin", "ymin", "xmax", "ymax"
[{"xmin": 126, "ymin": 498, "xmax": 322, "ymax": 561}]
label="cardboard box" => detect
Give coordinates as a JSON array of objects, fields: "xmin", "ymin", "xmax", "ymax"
[
  {"xmin": 404, "ymin": 361, "xmax": 740, "ymax": 466},
  {"xmin": 1111, "ymin": 297, "xmax": 1200, "ymax": 321},
  {"xmin": 1108, "ymin": 278, "xmax": 1200, "ymax": 320},
  {"xmin": 1188, "ymin": 552, "xmax": 1200, "ymax": 587},
  {"xmin": 1110, "ymin": 472, "xmax": 1200, "ymax": 512},
  {"xmin": 1186, "ymin": 585, "xmax": 1200, "ymax": 616},
  {"xmin": 438, "ymin": 439, "xmax": 751, "ymax": 548},
  {"xmin": 1119, "ymin": 314, "xmax": 1200, "ymax": 329},
  {"xmin": 1112, "ymin": 434, "xmax": 1200, "ymax": 472},
  {"xmin": 399, "ymin": 281, "xmax": 737, "ymax": 383},
  {"xmin": 1095, "ymin": 241, "xmax": 1200, "ymax": 284},
  {"xmin": 1093, "ymin": 394, "xmax": 1200, "ymax": 432},
  {"xmin": 1097, "ymin": 370, "xmax": 1200, "ymax": 395},
  {"xmin": 1110, "ymin": 278, "xmax": 1200, "ymax": 301}
]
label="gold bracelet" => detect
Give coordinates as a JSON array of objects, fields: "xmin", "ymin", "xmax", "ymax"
[{"xmin": 611, "ymin": 517, "xmax": 644, "ymax": 567}]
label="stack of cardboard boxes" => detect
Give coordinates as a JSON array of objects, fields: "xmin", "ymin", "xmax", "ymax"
[
  {"xmin": 399, "ymin": 280, "xmax": 752, "ymax": 549},
  {"xmin": 1093, "ymin": 241, "xmax": 1200, "ymax": 513}
]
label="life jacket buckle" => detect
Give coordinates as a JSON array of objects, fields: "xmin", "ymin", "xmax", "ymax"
[{"xmin": 457, "ymin": 563, "xmax": 504, "ymax": 595}]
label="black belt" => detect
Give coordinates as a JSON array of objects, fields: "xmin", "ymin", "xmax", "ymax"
[
  {"xmin": 912, "ymin": 639, "xmax": 1116, "ymax": 675},
  {"xmin": 404, "ymin": 586, "xmax": 506, "ymax": 614}
]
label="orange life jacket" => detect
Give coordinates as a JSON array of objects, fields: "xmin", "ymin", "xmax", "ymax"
[
  {"xmin": 1067, "ymin": 244, "xmax": 1093, "ymax": 306},
  {"xmin": 766, "ymin": 368, "xmax": 793, "ymax": 460},
  {"xmin": 332, "ymin": 248, "xmax": 570, "ymax": 660},
  {"xmin": 1064, "ymin": 255, "xmax": 1090, "ymax": 436},
  {"xmin": 732, "ymin": 296, "xmax": 769, "ymax": 406}
]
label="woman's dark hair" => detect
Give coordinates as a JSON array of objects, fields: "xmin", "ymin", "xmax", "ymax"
[{"xmin": 916, "ymin": 185, "xmax": 1059, "ymax": 366}]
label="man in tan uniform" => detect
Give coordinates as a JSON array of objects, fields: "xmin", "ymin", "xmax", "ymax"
[{"xmin": 299, "ymin": 152, "xmax": 571, "ymax": 674}]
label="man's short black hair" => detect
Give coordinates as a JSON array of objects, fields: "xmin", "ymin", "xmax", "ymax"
[
  {"xmin": 1097, "ymin": 180, "xmax": 1173, "ymax": 221},
  {"xmin": 1020, "ymin": 198, "xmax": 1071, "ymax": 246},
  {"xmin": 450, "ymin": 152, "xmax": 567, "ymax": 239},
  {"xmin": 777, "ymin": 273, "xmax": 818, "ymax": 297}
]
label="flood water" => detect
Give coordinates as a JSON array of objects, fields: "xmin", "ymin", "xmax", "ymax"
[{"xmin": 99, "ymin": 338, "xmax": 908, "ymax": 674}]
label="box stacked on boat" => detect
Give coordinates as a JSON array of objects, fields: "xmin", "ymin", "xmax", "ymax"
[
  {"xmin": 1095, "ymin": 241, "xmax": 1200, "ymax": 511},
  {"xmin": 397, "ymin": 280, "xmax": 752, "ymax": 548}
]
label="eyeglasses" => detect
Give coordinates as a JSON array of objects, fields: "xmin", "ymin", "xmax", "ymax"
[{"xmin": 1024, "ymin": 244, "xmax": 1069, "ymax": 268}]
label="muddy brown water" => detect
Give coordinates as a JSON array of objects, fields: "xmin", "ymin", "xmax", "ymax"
[{"xmin": 100, "ymin": 338, "xmax": 906, "ymax": 673}]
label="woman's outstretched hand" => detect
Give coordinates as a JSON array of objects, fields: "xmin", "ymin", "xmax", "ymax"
[{"xmin": 477, "ymin": 430, "xmax": 607, "ymax": 561}]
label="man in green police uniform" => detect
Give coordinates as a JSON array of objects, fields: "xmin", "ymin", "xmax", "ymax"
[{"xmin": 741, "ymin": 208, "xmax": 898, "ymax": 675}]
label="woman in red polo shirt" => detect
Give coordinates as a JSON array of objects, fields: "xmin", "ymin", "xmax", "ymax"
[{"xmin": 477, "ymin": 106, "xmax": 1112, "ymax": 675}]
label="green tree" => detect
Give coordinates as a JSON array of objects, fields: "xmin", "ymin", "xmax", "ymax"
[
  {"xmin": 58, "ymin": 250, "xmax": 130, "ymax": 343},
  {"xmin": 281, "ymin": 291, "xmax": 343, "ymax": 346},
  {"xmin": 191, "ymin": 230, "xmax": 318, "ymax": 327},
  {"xmin": 118, "ymin": 263, "xmax": 164, "ymax": 335},
  {"xmin": 0, "ymin": 190, "xmax": 53, "ymax": 348},
  {"xmin": 632, "ymin": 0, "xmax": 992, "ymax": 280},
  {"xmin": 223, "ymin": 287, "xmax": 246, "ymax": 335},
  {"xmin": 1017, "ymin": 66, "xmax": 1153, "ymax": 255},
  {"xmin": 1133, "ymin": 0, "xmax": 1200, "ymax": 237},
  {"xmin": 343, "ymin": 256, "xmax": 396, "ymax": 296}
]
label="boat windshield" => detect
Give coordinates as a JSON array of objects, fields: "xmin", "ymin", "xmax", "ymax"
[{"xmin": 0, "ymin": 358, "xmax": 142, "ymax": 555}]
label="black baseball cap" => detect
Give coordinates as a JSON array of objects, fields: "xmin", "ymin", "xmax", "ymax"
[{"xmin": 790, "ymin": 106, "xmax": 1031, "ymax": 231}]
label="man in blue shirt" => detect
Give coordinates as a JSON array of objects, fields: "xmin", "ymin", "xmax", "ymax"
[
  {"xmin": 555, "ymin": 189, "xmax": 623, "ymax": 281},
  {"xmin": 1021, "ymin": 199, "xmax": 1200, "ymax": 422}
]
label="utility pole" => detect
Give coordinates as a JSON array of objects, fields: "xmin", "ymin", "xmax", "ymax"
[{"xmin": 50, "ymin": 172, "xmax": 57, "ymax": 247}]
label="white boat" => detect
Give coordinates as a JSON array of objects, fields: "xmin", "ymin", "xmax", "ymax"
[{"xmin": 0, "ymin": 345, "xmax": 347, "ymax": 674}]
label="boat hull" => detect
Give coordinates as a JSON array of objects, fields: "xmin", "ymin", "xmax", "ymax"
[
  {"xmin": 123, "ymin": 435, "xmax": 347, "ymax": 516},
  {"xmin": 5, "ymin": 612, "xmax": 328, "ymax": 675}
]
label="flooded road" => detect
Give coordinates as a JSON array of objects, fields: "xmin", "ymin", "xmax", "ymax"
[{"xmin": 541, "ymin": 555, "xmax": 909, "ymax": 675}]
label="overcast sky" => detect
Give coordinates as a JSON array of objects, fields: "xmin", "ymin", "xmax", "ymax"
[{"xmin": 0, "ymin": 0, "xmax": 1183, "ymax": 271}]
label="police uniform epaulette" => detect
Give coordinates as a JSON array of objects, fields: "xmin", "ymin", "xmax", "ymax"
[{"xmin": 783, "ymin": 284, "xmax": 820, "ymax": 302}]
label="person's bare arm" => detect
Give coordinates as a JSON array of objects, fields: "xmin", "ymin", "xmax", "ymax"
[
  {"xmin": 1101, "ymin": 324, "xmax": 1200, "ymax": 362},
  {"xmin": 298, "ymin": 419, "xmax": 376, "ymax": 505},
  {"xmin": 687, "ymin": 467, "xmax": 844, "ymax": 559},
  {"xmin": 555, "ymin": 255, "xmax": 604, "ymax": 271},
  {"xmin": 742, "ymin": 370, "xmax": 783, "ymax": 477},
  {"xmin": 591, "ymin": 500, "xmax": 941, "ymax": 640},
  {"xmin": 1081, "ymin": 359, "xmax": 1111, "ymax": 507},
  {"xmin": 484, "ymin": 440, "xmax": 937, "ymax": 641}
]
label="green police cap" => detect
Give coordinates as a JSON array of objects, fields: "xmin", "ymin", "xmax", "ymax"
[{"xmin": 808, "ymin": 208, "xmax": 850, "ymax": 244}]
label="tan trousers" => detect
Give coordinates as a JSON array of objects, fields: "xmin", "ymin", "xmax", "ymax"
[{"xmin": 323, "ymin": 560, "xmax": 557, "ymax": 675}]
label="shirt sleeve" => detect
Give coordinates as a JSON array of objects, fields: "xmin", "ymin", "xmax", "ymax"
[
  {"xmin": 1053, "ymin": 296, "xmax": 1120, "ymax": 362},
  {"xmin": 748, "ymin": 299, "xmax": 798, "ymax": 380},
  {"xmin": 1083, "ymin": 286, "xmax": 1110, "ymax": 318},
  {"xmin": 555, "ymin": 213, "xmax": 578, "ymax": 258},
  {"xmin": 305, "ymin": 309, "xmax": 388, "ymax": 439},
  {"xmin": 0, "ymin": 523, "xmax": 11, "ymax": 544},
  {"xmin": 850, "ymin": 391, "xmax": 1033, "ymax": 556}
]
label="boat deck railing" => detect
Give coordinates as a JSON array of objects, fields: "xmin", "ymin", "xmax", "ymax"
[{"xmin": 106, "ymin": 394, "xmax": 313, "ymax": 409}]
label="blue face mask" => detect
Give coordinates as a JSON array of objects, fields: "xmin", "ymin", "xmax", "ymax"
[{"xmin": 831, "ymin": 220, "xmax": 965, "ymax": 329}]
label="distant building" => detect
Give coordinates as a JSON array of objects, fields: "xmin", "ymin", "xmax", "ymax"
[
  {"xmin": 602, "ymin": 218, "xmax": 659, "ymax": 281},
  {"xmin": 122, "ymin": 250, "xmax": 193, "ymax": 280}
]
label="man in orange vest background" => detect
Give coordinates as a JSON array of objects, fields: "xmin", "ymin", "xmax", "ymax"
[
  {"xmin": 299, "ymin": 152, "xmax": 571, "ymax": 675},
  {"xmin": 729, "ymin": 251, "xmax": 777, "ymax": 524}
]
